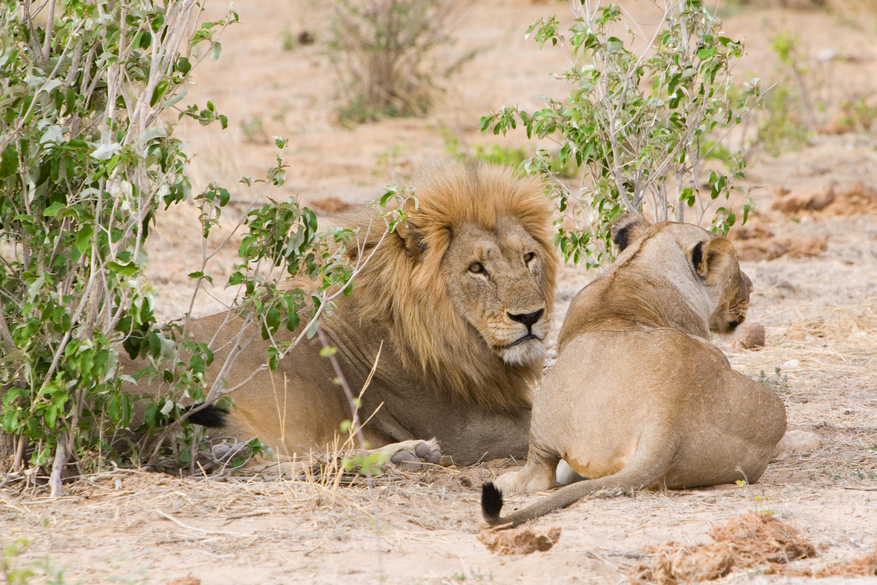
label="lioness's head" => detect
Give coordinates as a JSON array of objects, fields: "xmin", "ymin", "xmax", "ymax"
[
  {"xmin": 350, "ymin": 161, "xmax": 556, "ymax": 409},
  {"xmin": 612, "ymin": 214, "xmax": 751, "ymax": 334}
]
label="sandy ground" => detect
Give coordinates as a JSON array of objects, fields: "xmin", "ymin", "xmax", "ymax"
[{"xmin": 2, "ymin": 1, "xmax": 877, "ymax": 583}]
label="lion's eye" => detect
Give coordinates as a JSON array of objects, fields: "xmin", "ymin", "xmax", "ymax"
[
  {"xmin": 468, "ymin": 262, "xmax": 486, "ymax": 275},
  {"xmin": 523, "ymin": 252, "xmax": 536, "ymax": 264}
]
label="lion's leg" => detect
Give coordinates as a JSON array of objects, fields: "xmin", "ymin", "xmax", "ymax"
[
  {"xmin": 373, "ymin": 439, "xmax": 442, "ymax": 471},
  {"xmin": 222, "ymin": 439, "xmax": 442, "ymax": 478}
]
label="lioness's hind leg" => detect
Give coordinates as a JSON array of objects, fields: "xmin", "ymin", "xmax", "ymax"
[
  {"xmin": 373, "ymin": 439, "xmax": 442, "ymax": 471},
  {"xmin": 493, "ymin": 452, "xmax": 559, "ymax": 493}
]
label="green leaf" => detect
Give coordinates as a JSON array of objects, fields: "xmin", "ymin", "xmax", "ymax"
[
  {"xmin": 150, "ymin": 81, "xmax": 169, "ymax": 107},
  {"xmin": 210, "ymin": 41, "xmax": 222, "ymax": 61},
  {"xmin": 176, "ymin": 56, "xmax": 192, "ymax": 74},
  {"xmin": 606, "ymin": 36, "xmax": 624, "ymax": 54},
  {"xmin": 190, "ymin": 353, "xmax": 205, "ymax": 375},
  {"xmin": 265, "ymin": 307, "xmax": 281, "ymax": 330},
  {"xmin": 145, "ymin": 403, "xmax": 158, "ymax": 427},
  {"xmin": 107, "ymin": 261, "xmax": 138, "ymax": 276},
  {"xmin": 43, "ymin": 201, "xmax": 66, "ymax": 217},
  {"xmin": 0, "ymin": 145, "xmax": 18, "ymax": 179},
  {"xmin": 76, "ymin": 225, "xmax": 94, "ymax": 255},
  {"xmin": 697, "ymin": 47, "xmax": 718, "ymax": 60}
]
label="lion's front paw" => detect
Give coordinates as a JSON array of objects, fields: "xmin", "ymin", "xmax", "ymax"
[{"xmin": 375, "ymin": 439, "xmax": 442, "ymax": 472}]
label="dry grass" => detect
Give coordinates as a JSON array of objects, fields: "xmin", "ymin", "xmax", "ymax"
[
  {"xmin": 633, "ymin": 512, "xmax": 817, "ymax": 583},
  {"xmin": 786, "ymin": 546, "xmax": 877, "ymax": 578}
]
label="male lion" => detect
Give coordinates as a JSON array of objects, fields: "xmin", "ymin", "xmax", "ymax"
[
  {"xmin": 481, "ymin": 214, "xmax": 787, "ymax": 527},
  {"xmin": 141, "ymin": 161, "xmax": 556, "ymax": 467}
]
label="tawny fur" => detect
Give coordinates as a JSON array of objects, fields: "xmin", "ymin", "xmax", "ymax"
[
  {"xmin": 483, "ymin": 215, "xmax": 787, "ymax": 526},
  {"xmin": 345, "ymin": 161, "xmax": 556, "ymax": 410},
  {"xmin": 127, "ymin": 161, "xmax": 556, "ymax": 466}
]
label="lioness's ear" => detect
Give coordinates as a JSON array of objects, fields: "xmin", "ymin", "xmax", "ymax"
[
  {"xmin": 394, "ymin": 200, "xmax": 426, "ymax": 261},
  {"xmin": 692, "ymin": 237, "xmax": 735, "ymax": 282},
  {"xmin": 611, "ymin": 214, "xmax": 650, "ymax": 252}
]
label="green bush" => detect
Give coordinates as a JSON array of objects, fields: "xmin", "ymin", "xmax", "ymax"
[
  {"xmin": 0, "ymin": 0, "xmax": 240, "ymax": 480},
  {"xmin": 328, "ymin": 0, "xmax": 467, "ymax": 123},
  {"xmin": 440, "ymin": 129, "xmax": 578, "ymax": 178},
  {"xmin": 0, "ymin": 1, "xmax": 367, "ymax": 486},
  {"xmin": 481, "ymin": 0, "xmax": 760, "ymax": 266}
]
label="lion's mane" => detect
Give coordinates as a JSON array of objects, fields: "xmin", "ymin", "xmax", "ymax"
[{"xmin": 342, "ymin": 161, "xmax": 556, "ymax": 412}]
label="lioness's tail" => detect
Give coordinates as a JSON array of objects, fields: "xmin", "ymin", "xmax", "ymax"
[
  {"xmin": 481, "ymin": 482, "xmax": 507, "ymax": 525},
  {"xmin": 481, "ymin": 443, "xmax": 674, "ymax": 527}
]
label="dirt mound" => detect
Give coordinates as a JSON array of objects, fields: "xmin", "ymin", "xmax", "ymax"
[
  {"xmin": 785, "ymin": 547, "xmax": 877, "ymax": 578},
  {"xmin": 771, "ymin": 182, "xmax": 877, "ymax": 217},
  {"xmin": 307, "ymin": 196, "xmax": 357, "ymax": 215},
  {"xmin": 729, "ymin": 219, "xmax": 827, "ymax": 262},
  {"xmin": 633, "ymin": 512, "xmax": 817, "ymax": 584},
  {"xmin": 478, "ymin": 524, "xmax": 562, "ymax": 555}
]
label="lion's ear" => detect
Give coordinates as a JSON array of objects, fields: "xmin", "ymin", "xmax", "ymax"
[
  {"xmin": 692, "ymin": 237, "xmax": 735, "ymax": 283},
  {"xmin": 611, "ymin": 214, "xmax": 650, "ymax": 252},
  {"xmin": 394, "ymin": 200, "xmax": 426, "ymax": 261}
]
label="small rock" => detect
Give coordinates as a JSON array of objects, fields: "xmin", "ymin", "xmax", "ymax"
[{"xmin": 732, "ymin": 322, "xmax": 765, "ymax": 350}]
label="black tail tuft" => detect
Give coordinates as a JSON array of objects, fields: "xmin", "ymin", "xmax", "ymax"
[
  {"xmin": 184, "ymin": 404, "xmax": 229, "ymax": 428},
  {"xmin": 481, "ymin": 482, "xmax": 505, "ymax": 525}
]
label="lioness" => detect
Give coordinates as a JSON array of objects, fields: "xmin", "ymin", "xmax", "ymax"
[
  {"xmin": 137, "ymin": 161, "xmax": 556, "ymax": 467},
  {"xmin": 482, "ymin": 214, "xmax": 787, "ymax": 527}
]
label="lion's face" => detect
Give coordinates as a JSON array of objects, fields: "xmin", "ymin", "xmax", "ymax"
[{"xmin": 442, "ymin": 217, "xmax": 551, "ymax": 366}]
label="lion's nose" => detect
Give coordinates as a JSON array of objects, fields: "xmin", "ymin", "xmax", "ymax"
[{"xmin": 508, "ymin": 308, "xmax": 544, "ymax": 328}]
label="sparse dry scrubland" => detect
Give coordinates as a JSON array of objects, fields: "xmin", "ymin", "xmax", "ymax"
[{"xmin": 2, "ymin": 0, "xmax": 877, "ymax": 583}]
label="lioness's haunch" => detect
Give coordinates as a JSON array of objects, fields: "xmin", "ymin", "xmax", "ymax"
[
  {"xmin": 482, "ymin": 215, "xmax": 787, "ymax": 527},
  {"xmin": 126, "ymin": 161, "xmax": 557, "ymax": 468}
]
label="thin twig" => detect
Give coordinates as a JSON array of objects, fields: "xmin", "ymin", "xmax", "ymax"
[{"xmin": 155, "ymin": 509, "xmax": 244, "ymax": 536}]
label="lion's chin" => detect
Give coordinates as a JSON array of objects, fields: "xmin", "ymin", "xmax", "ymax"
[{"xmin": 501, "ymin": 340, "xmax": 547, "ymax": 367}]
